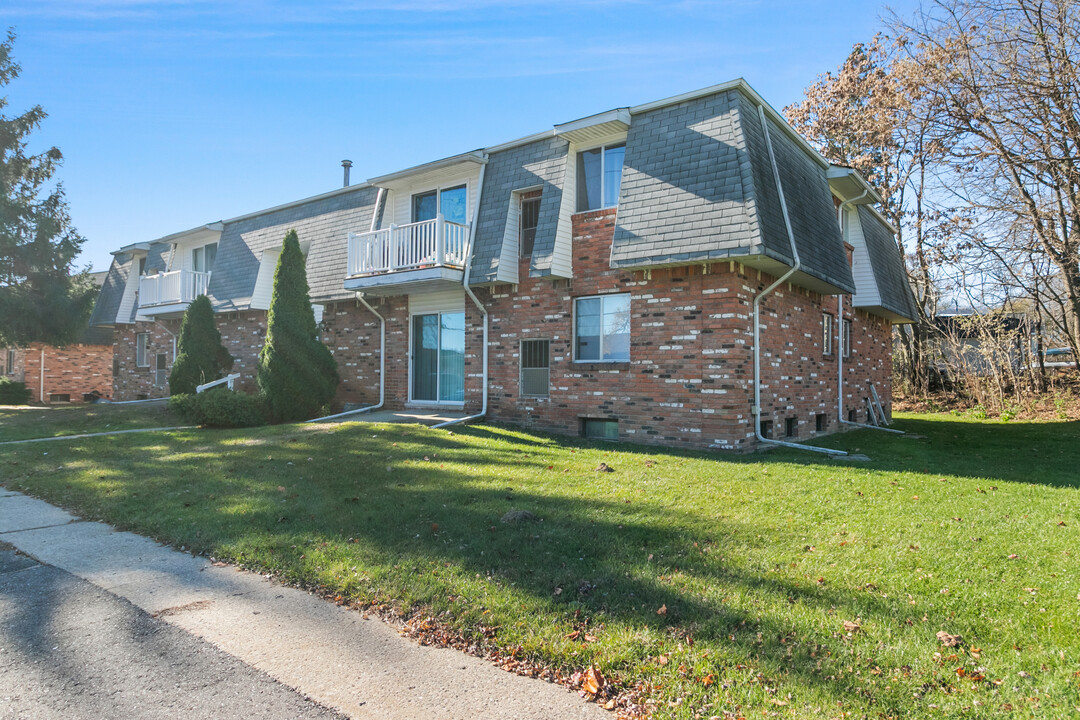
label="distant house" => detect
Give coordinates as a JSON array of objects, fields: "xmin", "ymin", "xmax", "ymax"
[
  {"xmin": 2, "ymin": 272, "xmax": 114, "ymax": 403},
  {"xmin": 90, "ymin": 79, "xmax": 916, "ymax": 449}
]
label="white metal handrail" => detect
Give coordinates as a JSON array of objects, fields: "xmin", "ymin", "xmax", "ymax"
[
  {"xmin": 196, "ymin": 373, "xmax": 240, "ymax": 394},
  {"xmin": 347, "ymin": 215, "xmax": 469, "ymax": 277},
  {"xmin": 138, "ymin": 270, "xmax": 211, "ymax": 307}
]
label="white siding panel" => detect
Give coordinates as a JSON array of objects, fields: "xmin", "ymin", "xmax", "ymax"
[
  {"xmin": 250, "ymin": 249, "xmax": 280, "ymax": 310},
  {"xmin": 550, "ymin": 146, "xmax": 577, "ymax": 279},
  {"xmin": 846, "ymin": 207, "xmax": 882, "ymax": 307},
  {"xmin": 496, "ymin": 191, "xmax": 522, "ymax": 285},
  {"xmin": 409, "ymin": 288, "xmax": 465, "ymax": 315}
]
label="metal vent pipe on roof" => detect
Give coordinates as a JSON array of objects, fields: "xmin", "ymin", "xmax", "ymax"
[{"xmin": 341, "ymin": 159, "xmax": 353, "ymax": 187}]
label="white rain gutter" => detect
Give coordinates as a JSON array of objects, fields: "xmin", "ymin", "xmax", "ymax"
[
  {"xmin": 305, "ymin": 193, "xmax": 389, "ymax": 425},
  {"xmin": 836, "ymin": 192, "xmax": 904, "ymax": 435},
  {"xmin": 39, "ymin": 348, "xmax": 45, "ymax": 403},
  {"xmin": 434, "ymin": 161, "xmax": 489, "ymax": 430},
  {"xmin": 753, "ymin": 104, "xmax": 846, "ymax": 456}
]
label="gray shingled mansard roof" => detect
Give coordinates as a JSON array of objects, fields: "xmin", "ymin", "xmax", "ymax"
[
  {"xmin": 857, "ymin": 205, "xmax": 919, "ymax": 322},
  {"xmin": 610, "ymin": 87, "xmax": 855, "ymax": 294},
  {"xmin": 471, "ymin": 136, "xmax": 567, "ymax": 283},
  {"xmin": 88, "ymin": 252, "xmax": 132, "ymax": 328},
  {"xmin": 208, "ymin": 184, "xmax": 380, "ymax": 311}
]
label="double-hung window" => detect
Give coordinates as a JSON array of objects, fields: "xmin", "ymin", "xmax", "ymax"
[
  {"xmin": 136, "ymin": 332, "xmax": 149, "ymax": 368},
  {"xmin": 575, "ymin": 293, "xmax": 630, "ymax": 362},
  {"xmin": 822, "ymin": 313, "xmax": 834, "ymax": 356},
  {"xmin": 576, "ymin": 143, "xmax": 625, "ymax": 212},
  {"xmin": 842, "ymin": 318, "xmax": 852, "ymax": 358}
]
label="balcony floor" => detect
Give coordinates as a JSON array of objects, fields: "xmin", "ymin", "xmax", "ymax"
[{"xmin": 343, "ymin": 265, "xmax": 465, "ymax": 296}]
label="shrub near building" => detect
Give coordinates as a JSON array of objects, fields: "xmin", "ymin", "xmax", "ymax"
[
  {"xmin": 257, "ymin": 229, "xmax": 338, "ymax": 422},
  {"xmin": 168, "ymin": 294, "xmax": 235, "ymax": 395}
]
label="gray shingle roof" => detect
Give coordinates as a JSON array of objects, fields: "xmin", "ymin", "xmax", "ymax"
[
  {"xmin": 608, "ymin": 87, "xmax": 854, "ymax": 293},
  {"xmin": 145, "ymin": 242, "xmax": 171, "ymax": 274},
  {"xmin": 208, "ymin": 186, "xmax": 380, "ymax": 310},
  {"xmin": 856, "ymin": 205, "xmax": 919, "ymax": 321},
  {"xmin": 88, "ymin": 253, "xmax": 131, "ymax": 328},
  {"xmin": 470, "ymin": 136, "xmax": 567, "ymax": 283}
]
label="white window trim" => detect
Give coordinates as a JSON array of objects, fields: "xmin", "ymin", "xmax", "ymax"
[
  {"xmin": 575, "ymin": 141, "xmax": 626, "ymax": 214},
  {"xmin": 574, "ymin": 293, "xmax": 631, "ymax": 363},
  {"xmin": 135, "ymin": 332, "xmax": 150, "ymax": 368},
  {"xmin": 822, "ymin": 313, "xmax": 834, "ymax": 356},
  {"xmin": 406, "ymin": 310, "xmax": 466, "ymax": 407},
  {"xmin": 410, "ymin": 181, "xmax": 471, "ymax": 225},
  {"xmin": 842, "ymin": 318, "xmax": 852, "ymax": 359}
]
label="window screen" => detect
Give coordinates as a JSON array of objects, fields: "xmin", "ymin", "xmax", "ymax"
[
  {"xmin": 520, "ymin": 339, "xmax": 550, "ymax": 397},
  {"xmin": 822, "ymin": 313, "xmax": 834, "ymax": 356},
  {"xmin": 520, "ymin": 197, "xmax": 540, "ymax": 259}
]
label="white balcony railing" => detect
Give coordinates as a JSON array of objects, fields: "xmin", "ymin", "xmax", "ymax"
[
  {"xmin": 138, "ymin": 269, "xmax": 210, "ymax": 308},
  {"xmin": 347, "ymin": 215, "xmax": 470, "ymax": 278}
]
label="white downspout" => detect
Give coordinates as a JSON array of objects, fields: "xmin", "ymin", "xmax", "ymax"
[
  {"xmin": 306, "ymin": 294, "xmax": 385, "ymax": 423},
  {"xmin": 753, "ymin": 104, "xmax": 846, "ymax": 456},
  {"xmin": 39, "ymin": 347, "xmax": 45, "ymax": 403},
  {"xmin": 435, "ymin": 161, "xmax": 488, "ymax": 429},
  {"xmin": 305, "ymin": 191, "xmax": 390, "ymax": 424},
  {"xmin": 836, "ymin": 194, "xmax": 904, "ymax": 435}
]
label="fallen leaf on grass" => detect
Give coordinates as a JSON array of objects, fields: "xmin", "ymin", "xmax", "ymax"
[
  {"xmin": 582, "ymin": 666, "xmax": 605, "ymax": 696},
  {"xmin": 1007, "ymin": 554, "xmax": 1019, "ymax": 560},
  {"xmin": 656, "ymin": 604, "xmax": 667, "ymax": 616},
  {"xmin": 842, "ymin": 620, "xmax": 861, "ymax": 634},
  {"xmin": 937, "ymin": 630, "xmax": 963, "ymax": 647}
]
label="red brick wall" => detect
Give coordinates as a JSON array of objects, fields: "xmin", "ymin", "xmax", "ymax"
[
  {"xmin": 113, "ymin": 322, "xmax": 178, "ymax": 401},
  {"xmin": 16, "ymin": 343, "xmax": 114, "ymax": 404}
]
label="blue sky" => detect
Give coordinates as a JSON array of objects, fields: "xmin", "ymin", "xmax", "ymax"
[{"xmin": 5, "ymin": 0, "xmax": 915, "ymax": 272}]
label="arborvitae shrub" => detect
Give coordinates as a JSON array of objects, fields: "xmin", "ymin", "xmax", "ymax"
[
  {"xmin": 168, "ymin": 295, "xmax": 234, "ymax": 395},
  {"xmin": 256, "ymin": 230, "xmax": 338, "ymax": 422},
  {"xmin": 168, "ymin": 389, "xmax": 265, "ymax": 428},
  {"xmin": 0, "ymin": 377, "xmax": 31, "ymax": 405}
]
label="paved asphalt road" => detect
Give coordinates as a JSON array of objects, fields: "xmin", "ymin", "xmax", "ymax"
[{"xmin": 0, "ymin": 543, "xmax": 345, "ymax": 720}]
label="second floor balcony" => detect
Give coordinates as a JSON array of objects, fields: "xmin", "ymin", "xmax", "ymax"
[
  {"xmin": 344, "ymin": 215, "xmax": 470, "ymax": 295},
  {"xmin": 138, "ymin": 269, "xmax": 210, "ymax": 316}
]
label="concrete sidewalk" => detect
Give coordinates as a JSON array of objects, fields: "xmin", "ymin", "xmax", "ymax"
[{"xmin": 0, "ymin": 489, "xmax": 604, "ymax": 720}]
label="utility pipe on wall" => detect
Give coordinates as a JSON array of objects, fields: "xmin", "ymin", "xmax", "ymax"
[
  {"xmin": 39, "ymin": 347, "xmax": 45, "ymax": 403},
  {"xmin": 305, "ymin": 293, "xmax": 385, "ymax": 423},
  {"xmin": 435, "ymin": 161, "xmax": 489, "ymax": 430},
  {"xmin": 753, "ymin": 104, "xmax": 846, "ymax": 456}
]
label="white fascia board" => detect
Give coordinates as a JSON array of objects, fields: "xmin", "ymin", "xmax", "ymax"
[
  {"xmin": 827, "ymin": 166, "xmax": 884, "ymax": 205},
  {"xmin": 484, "ymin": 129, "xmax": 557, "ymax": 154},
  {"xmin": 554, "ymin": 108, "xmax": 631, "ymax": 136},
  {"xmin": 113, "ymin": 242, "xmax": 151, "ymax": 256},
  {"xmin": 366, "ymin": 152, "xmax": 487, "ymax": 186}
]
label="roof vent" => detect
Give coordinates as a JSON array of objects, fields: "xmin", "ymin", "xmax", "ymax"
[{"xmin": 341, "ymin": 159, "xmax": 353, "ymax": 188}]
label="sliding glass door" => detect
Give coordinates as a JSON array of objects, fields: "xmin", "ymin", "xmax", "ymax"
[{"xmin": 412, "ymin": 312, "xmax": 465, "ymax": 403}]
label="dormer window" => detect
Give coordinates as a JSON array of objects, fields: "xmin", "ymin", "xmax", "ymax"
[
  {"xmin": 576, "ymin": 143, "xmax": 625, "ymax": 212},
  {"xmin": 192, "ymin": 243, "xmax": 217, "ymax": 273},
  {"xmin": 520, "ymin": 194, "xmax": 541, "ymax": 259}
]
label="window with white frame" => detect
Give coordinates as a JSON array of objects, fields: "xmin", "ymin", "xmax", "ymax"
[
  {"xmin": 192, "ymin": 243, "xmax": 217, "ymax": 273},
  {"xmin": 822, "ymin": 313, "xmax": 834, "ymax": 356},
  {"xmin": 412, "ymin": 185, "xmax": 468, "ymax": 225},
  {"xmin": 842, "ymin": 318, "xmax": 852, "ymax": 358},
  {"xmin": 136, "ymin": 332, "xmax": 149, "ymax": 367},
  {"xmin": 576, "ymin": 143, "xmax": 625, "ymax": 212},
  {"xmin": 3, "ymin": 348, "xmax": 12, "ymax": 374},
  {"xmin": 575, "ymin": 293, "xmax": 630, "ymax": 362},
  {"xmin": 520, "ymin": 339, "xmax": 550, "ymax": 397}
]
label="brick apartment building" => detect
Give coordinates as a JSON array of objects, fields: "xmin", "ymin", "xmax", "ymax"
[
  {"xmin": 89, "ymin": 79, "xmax": 916, "ymax": 450},
  {"xmin": 3, "ymin": 272, "xmax": 114, "ymax": 404}
]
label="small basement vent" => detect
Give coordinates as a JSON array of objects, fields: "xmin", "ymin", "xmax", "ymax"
[
  {"xmin": 816, "ymin": 413, "xmax": 827, "ymax": 432},
  {"xmin": 582, "ymin": 418, "xmax": 618, "ymax": 441},
  {"xmin": 49, "ymin": 394, "xmax": 71, "ymax": 403},
  {"xmin": 785, "ymin": 417, "xmax": 797, "ymax": 438},
  {"xmin": 759, "ymin": 420, "xmax": 773, "ymax": 439}
]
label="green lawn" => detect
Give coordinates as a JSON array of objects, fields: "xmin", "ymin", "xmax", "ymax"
[
  {"xmin": 1, "ymin": 413, "xmax": 1077, "ymax": 719},
  {"xmin": 0, "ymin": 401, "xmax": 179, "ymax": 443}
]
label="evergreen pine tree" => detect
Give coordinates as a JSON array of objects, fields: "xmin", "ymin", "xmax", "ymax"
[
  {"xmin": 257, "ymin": 230, "xmax": 338, "ymax": 422},
  {"xmin": 169, "ymin": 294, "xmax": 234, "ymax": 395},
  {"xmin": 0, "ymin": 30, "xmax": 96, "ymax": 346}
]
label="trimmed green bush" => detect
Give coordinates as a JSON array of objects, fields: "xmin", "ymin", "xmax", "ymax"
[
  {"xmin": 168, "ymin": 390, "xmax": 265, "ymax": 428},
  {"xmin": 0, "ymin": 377, "xmax": 31, "ymax": 405},
  {"xmin": 169, "ymin": 295, "xmax": 234, "ymax": 395},
  {"xmin": 257, "ymin": 229, "xmax": 339, "ymax": 422}
]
